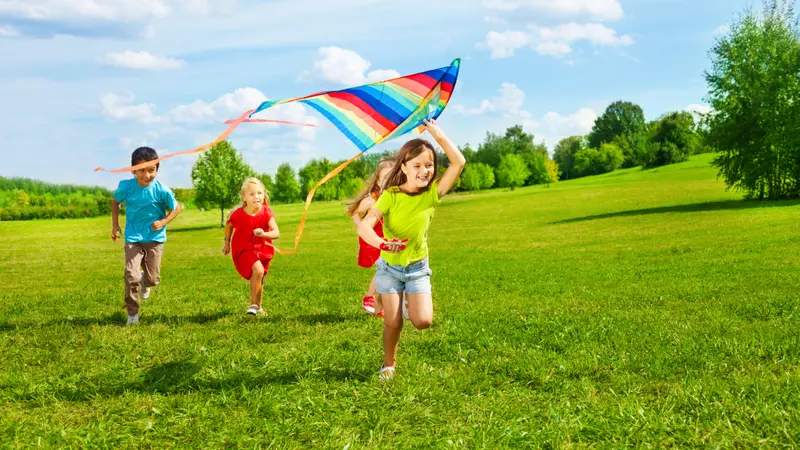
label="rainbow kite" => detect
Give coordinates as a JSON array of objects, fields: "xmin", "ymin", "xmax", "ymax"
[
  {"xmin": 96, "ymin": 57, "xmax": 461, "ymax": 253},
  {"xmin": 245, "ymin": 57, "xmax": 460, "ymax": 152}
]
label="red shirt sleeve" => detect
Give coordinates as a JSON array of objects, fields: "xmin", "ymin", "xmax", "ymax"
[
  {"xmin": 227, "ymin": 208, "xmax": 241, "ymax": 228},
  {"xmin": 263, "ymin": 207, "xmax": 274, "ymax": 228}
]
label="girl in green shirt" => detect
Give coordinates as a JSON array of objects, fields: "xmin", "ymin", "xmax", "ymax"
[{"xmin": 358, "ymin": 119, "xmax": 466, "ymax": 379}]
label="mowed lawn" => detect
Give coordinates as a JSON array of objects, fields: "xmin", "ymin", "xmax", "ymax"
[{"xmin": 1, "ymin": 153, "xmax": 799, "ymax": 448}]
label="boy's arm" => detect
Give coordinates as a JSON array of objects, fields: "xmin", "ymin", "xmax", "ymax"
[
  {"xmin": 111, "ymin": 198, "xmax": 122, "ymax": 241},
  {"xmin": 152, "ymin": 203, "xmax": 183, "ymax": 230}
]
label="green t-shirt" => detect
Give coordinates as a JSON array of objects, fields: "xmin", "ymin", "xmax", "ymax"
[{"xmin": 373, "ymin": 180, "xmax": 441, "ymax": 266}]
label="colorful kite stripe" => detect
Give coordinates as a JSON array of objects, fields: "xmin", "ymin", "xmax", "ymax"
[{"xmin": 250, "ymin": 58, "xmax": 460, "ymax": 151}]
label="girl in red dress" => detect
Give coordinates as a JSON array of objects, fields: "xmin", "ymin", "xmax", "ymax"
[
  {"xmin": 223, "ymin": 178, "xmax": 280, "ymax": 316},
  {"xmin": 346, "ymin": 158, "xmax": 395, "ymax": 317}
]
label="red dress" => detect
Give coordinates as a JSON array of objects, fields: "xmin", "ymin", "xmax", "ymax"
[
  {"xmin": 227, "ymin": 206, "xmax": 275, "ymax": 280},
  {"xmin": 357, "ymin": 192, "xmax": 383, "ymax": 268}
]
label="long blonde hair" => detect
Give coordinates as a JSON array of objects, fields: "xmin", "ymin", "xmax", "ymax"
[
  {"xmin": 228, "ymin": 177, "xmax": 270, "ymax": 219},
  {"xmin": 345, "ymin": 158, "xmax": 394, "ymax": 217}
]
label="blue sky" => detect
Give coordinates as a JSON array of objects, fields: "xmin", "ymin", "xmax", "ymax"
[{"xmin": 0, "ymin": 0, "xmax": 751, "ymax": 189}]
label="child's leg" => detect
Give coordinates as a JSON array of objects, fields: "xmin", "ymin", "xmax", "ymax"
[
  {"xmin": 381, "ymin": 292, "xmax": 404, "ymax": 368},
  {"xmin": 123, "ymin": 243, "xmax": 146, "ymax": 316},
  {"xmin": 141, "ymin": 242, "xmax": 164, "ymax": 288},
  {"xmin": 405, "ymin": 294, "xmax": 433, "ymax": 330},
  {"xmin": 250, "ymin": 260, "xmax": 265, "ymax": 307},
  {"xmin": 375, "ymin": 291, "xmax": 383, "ymax": 315},
  {"xmin": 366, "ymin": 275, "xmax": 377, "ymax": 297}
]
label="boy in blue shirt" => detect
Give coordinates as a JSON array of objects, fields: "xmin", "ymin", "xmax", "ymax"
[{"xmin": 111, "ymin": 147, "xmax": 183, "ymax": 325}]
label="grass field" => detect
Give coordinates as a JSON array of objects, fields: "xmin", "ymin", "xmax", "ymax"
[{"xmin": 1, "ymin": 153, "xmax": 799, "ymax": 448}]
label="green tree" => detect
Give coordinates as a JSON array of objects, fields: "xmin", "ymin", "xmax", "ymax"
[
  {"xmin": 273, "ymin": 163, "xmax": 301, "ymax": 204},
  {"xmin": 191, "ymin": 140, "xmax": 254, "ymax": 226},
  {"xmin": 476, "ymin": 130, "xmax": 515, "ymax": 168},
  {"xmin": 256, "ymin": 173, "xmax": 274, "ymax": 200},
  {"xmin": 705, "ymin": 0, "xmax": 800, "ymax": 199},
  {"xmin": 524, "ymin": 152, "xmax": 552, "ymax": 185},
  {"xmin": 587, "ymin": 100, "xmax": 648, "ymax": 167},
  {"xmin": 460, "ymin": 144, "xmax": 477, "ymax": 163},
  {"xmin": 574, "ymin": 143, "xmax": 624, "ymax": 177},
  {"xmin": 553, "ymin": 136, "xmax": 584, "ymax": 180},
  {"xmin": 644, "ymin": 111, "xmax": 698, "ymax": 168},
  {"xmin": 460, "ymin": 162, "xmax": 495, "ymax": 191},
  {"xmin": 496, "ymin": 154, "xmax": 530, "ymax": 190}
]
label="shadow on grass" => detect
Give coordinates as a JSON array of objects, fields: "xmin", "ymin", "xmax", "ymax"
[
  {"xmin": 288, "ymin": 313, "xmax": 358, "ymax": 326},
  {"xmin": 0, "ymin": 310, "xmax": 231, "ymax": 331},
  {"xmin": 33, "ymin": 360, "xmax": 373, "ymax": 402},
  {"xmin": 552, "ymin": 199, "xmax": 800, "ymax": 225}
]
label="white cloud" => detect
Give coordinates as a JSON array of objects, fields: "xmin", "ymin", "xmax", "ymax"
[
  {"xmin": 483, "ymin": 0, "xmax": 624, "ymax": 21},
  {"xmin": 483, "ymin": 15, "xmax": 507, "ymax": 26},
  {"xmin": 101, "ymin": 51, "xmax": 185, "ymax": 70},
  {"xmin": 0, "ymin": 0, "xmax": 170, "ymax": 22},
  {"xmin": 455, "ymin": 83, "xmax": 526, "ymax": 116},
  {"xmin": 101, "ymin": 87, "xmax": 320, "ymax": 141},
  {"xmin": 0, "ymin": 0, "xmax": 231, "ymax": 38},
  {"xmin": 101, "ymin": 92, "xmax": 161, "ymax": 124},
  {"xmin": 481, "ymin": 22, "xmax": 634, "ymax": 58},
  {"xmin": 685, "ymin": 103, "xmax": 711, "ymax": 114},
  {"xmin": 302, "ymin": 47, "xmax": 401, "ymax": 86},
  {"xmin": 714, "ymin": 24, "xmax": 730, "ymax": 36},
  {"xmin": 522, "ymin": 107, "xmax": 597, "ymax": 148},
  {"xmin": 0, "ymin": 25, "xmax": 19, "ymax": 37},
  {"xmin": 456, "ymin": 83, "xmax": 597, "ymax": 149}
]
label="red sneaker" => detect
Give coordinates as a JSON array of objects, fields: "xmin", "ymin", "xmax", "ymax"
[{"xmin": 362, "ymin": 296, "xmax": 376, "ymax": 315}]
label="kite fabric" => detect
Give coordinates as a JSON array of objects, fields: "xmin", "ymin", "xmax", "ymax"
[
  {"xmin": 95, "ymin": 57, "xmax": 461, "ymax": 254},
  {"xmin": 248, "ymin": 57, "xmax": 460, "ymax": 152}
]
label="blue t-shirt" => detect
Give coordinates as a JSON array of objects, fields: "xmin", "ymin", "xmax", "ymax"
[{"xmin": 113, "ymin": 178, "xmax": 179, "ymax": 243}]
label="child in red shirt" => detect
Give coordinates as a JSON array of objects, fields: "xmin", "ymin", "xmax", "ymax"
[
  {"xmin": 223, "ymin": 177, "xmax": 280, "ymax": 315},
  {"xmin": 346, "ymin": 157, "xmax": 394, "ymax": 317}
]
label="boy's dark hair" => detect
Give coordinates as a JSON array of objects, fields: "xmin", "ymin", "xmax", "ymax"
[{"xmin": 131, "ymin": 146, "xmax": 160, "ymax": 170}]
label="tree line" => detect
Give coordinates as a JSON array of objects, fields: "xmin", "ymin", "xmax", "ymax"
[{"xmin": 0, "ymin": 177, "xmax": 115, "ymax": 221}]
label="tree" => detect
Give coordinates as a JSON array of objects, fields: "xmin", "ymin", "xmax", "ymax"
[
  {"xmin": 553, "ymin": 136, "xmax": 584, "ymax": 180},
  {"xmin": 573, "ymin": 143, "xmax": 624, "ymax": 177},
  {"xmin": 191, "ymin": 140, "xmax": 254, "ymax": 226},
  {"xmin": 476, "ymin": 130, "xmax": 515, "ymax": 168},
  {"xmin": 460, "ymin": 144, "xmax": 478, "ymax": 163},
  {"xmin": 587, "ymin": 100, "xmax": 648, "ymax": 167},
  {"xmin": 643, "ymin": 111, "xmax": 698, "ymax": 168},
  {"xmin": 273, "ymin": 163, "xmax": 301, "ymax": 204},
  {"xmin": 460, "ymin": 162, "xmax": 495, "ymax": 191},
  {"xmin": 460, "ymin": 165, "xmax": 483, "ymax": 191},
  {"xmin": 299, "ymin": 158, "xmax": 339, "ymax": 201},
  {"xmin": 705, "ymin": 0, "xmax": 800, "ymax": 199},
  {"xmin": 545, "ymin": 159, "xmax": 560, "ymax": 185},
  {"xmin": 524, "ymin": 152, "xmax": 552, "ymax": 185},
  {"xmin": 257, "ymin": 173, "xmax": 274, "ymax": 200},
  {"xmin": 496, "ymin": 154, "xmax": 530, "ymax": 190}
]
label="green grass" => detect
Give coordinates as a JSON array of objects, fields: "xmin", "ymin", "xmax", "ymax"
[{"xmin": 1, "ymin": 153, "xmax": 799, "ymax": 448}]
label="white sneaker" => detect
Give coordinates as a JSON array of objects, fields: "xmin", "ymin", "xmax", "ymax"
[
  {"xmin": 140, "ymin": 280, "xmax": 151, "ymax": 300},
  {"xmin": 246, "ymin": 304, "xmax": 259, "ymax": 315},
  {"xmin": 126, "ymin": 314, "xmax": 139, "ymax": 326},
  {"xmin": 402, "ymin": 294, "xmax": 409, "ymax": 320}
]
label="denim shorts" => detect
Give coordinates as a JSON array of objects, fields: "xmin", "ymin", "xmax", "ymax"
[{"xmin": 376, "ymin": 258, "xmax": 432, "ymax": 295}]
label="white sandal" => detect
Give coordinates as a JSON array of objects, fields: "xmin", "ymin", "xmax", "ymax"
[{"xmin": 378, "ymin": 365, "xmax": 395, "ymax": 380}]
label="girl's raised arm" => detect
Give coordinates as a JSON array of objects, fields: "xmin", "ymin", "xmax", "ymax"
[{"xmin": 424, "ymin": 119, "xmax": 465, "ymax": 198}]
